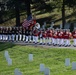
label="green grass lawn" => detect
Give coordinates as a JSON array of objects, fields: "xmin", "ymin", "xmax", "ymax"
[{"xmin": 0, "ymin": 42, "xmax": 76, "ymax": 75}]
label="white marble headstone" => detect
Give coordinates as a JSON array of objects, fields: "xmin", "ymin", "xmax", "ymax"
[
  {"xmin": 72, "ymin": 62, "xmax": 76, "ymax": 70},
  {"xmin": 51, "ymin": 22, "xmax": 54, "ymax": 28},
  {"xmin": 8, "ymin": 58, "xmax": 12, "ymax": 66},
  {"xmin": 74, "ymin": 23, "xmax": 76, "ymax": 28},
  {"xmin": 64, "ymin": 23, "xmax": 70, "ymax": 29},
  {"xmin": 14, "ymin": 68, "xmax": 22, "ymax": 75},
  {"xmin": 65, "ymin": 58, "xmax": 70, "ymax": 66},
  {"xmin": 44, "ymin": 68, "xmax": 50, "ymax": 75},
  {"xmin": 42, "ymin": 25, "xmax": 45, "ymax": 29},
  {"xmin": 44, "ymin": 22, "xmax": 46, "ymax": 27},
  {"xmin": 60, "ymin": 24, "xmax": 62, "ymax": 29},
  {"xmin": 5, "ymin": 51, "xmax": 9, "ymax": 58},
  {"xmin": 29, "ymin": 54, "xmax": 33, "ymax": 61},
  {"xmin": 18, "ymin": 72, "xmax": 22, "ymax": 75},
  {"xmin": 14, "ymin": 68, "xmax": 19, "ymax": 75},
  {"xmin": 40, "ymin": 64, "xmax": 45, "ymax": 72},
  {"xmin": 4, "ymin": 51, "xmax": 10, "ymax": 62}
]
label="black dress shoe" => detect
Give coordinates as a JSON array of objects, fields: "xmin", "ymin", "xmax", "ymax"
[
  {"xmin": 65, "ymin": 45, "xmax": 68, "ymax": 47},
  {"xmin": 25, "ymin": 41, "xmax": 28, "ymax": 43},
  {"xmin": 59, "ymin": 45, "xmax": 61, "ymax": 47},
  {"xmin": 68, "ymin": 45, "xmax": 71, "ymax": 47},
  {"xmin": 53, "ymin": 44, "xmax": 56, "ymax": 46},
  {"xmin": 73, "ymin": 45, "xmax": 76, "ymax": 47},
  {"xmin": 48, "ymin": 44, "xmax": 51, "ymax": 46},
  {"xmin": 43, "ymin": 43, "xmax": 45, "ymax": 45},
  {"xmin": 39, "ymin": 43, "xmax": 42, "ymax": 45}
]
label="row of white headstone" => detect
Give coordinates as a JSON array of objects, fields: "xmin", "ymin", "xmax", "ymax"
[
  {"xmin": 42, "ymin": 21, "xmax": 76, "ymax": 29},
  {"xmin": 42, "ymin": 22, "xmax": 76, "ymax": 29},
  {"xmin": 42, "ymin": 22, "xmax": 62, "ymax": 29},
  {"xmin": 40, "ymin": 64, "xmax": 50, "ymax": 75},
  {"xmin": 29, "ymin": 54, "xmax": 76, "ymax": 70},
  {"xmin": 4, "ymin": 51, "xmax": 12, "ymax": 66},
  {"xmin": 42, "ymin": 22, "xmax": 54, "ymax": 29},
  {"xmin": 28, "ymin": 54, "xmax": 50, "ymax": 75},
  {"xmin": 65, "ymin": 58, "xmax": 76, "ymax": 70},
  {"xmin": 4, "ymin": 51, "xmax": 23, "ymax": 75},
  {"xmin": 4, "ymin": 52, "xmax": 76, "ymax": 75},
  {"xmin": 29, "ymin": 54, "xmax": 76, "ymax": 75},
  {"xmin": 14, "ymin": 64, "xmax": 50, "ymax": 75},
  {"xmin": 39, "ymin": 58, "xmax": 76, "ymax": 75}
]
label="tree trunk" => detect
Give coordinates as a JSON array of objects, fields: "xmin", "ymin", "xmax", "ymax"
[
  {"xmin": 0, "ymin": 11, "xmax": 3, "ymax": 24},
  {"xmin": 62, "ymin": 0, "xmax": 66, "ymax": 29},
  {"xmin": 70, "ymin": 23, "xmax": 74, "ymax": 32},
  {"xmin": 15, "ymin": 1, "xmax": 20, "ymax": 26},
  {"xmin": 25, "ymin": 0, "xmax": 31, "ymax": 17},
  {"xmin": 0, "ymin": 3, "xmax": 3, "ymax": 24}
]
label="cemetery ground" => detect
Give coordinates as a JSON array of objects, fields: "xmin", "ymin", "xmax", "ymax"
[{"xmin": 0, "ymin": 42, "xmax": 76, "ymax": 75}]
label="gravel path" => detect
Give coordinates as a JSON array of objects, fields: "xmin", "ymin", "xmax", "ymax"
[{"xmin": 13, "ymin": 42, "xmax": 76, "ymax": 50}]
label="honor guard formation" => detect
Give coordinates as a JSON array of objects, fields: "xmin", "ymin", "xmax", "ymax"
[{"xmin": 0, "ymin": 26, "xmax": 76, "ymax": 47}]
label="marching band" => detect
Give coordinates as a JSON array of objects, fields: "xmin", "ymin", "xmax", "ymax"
[{"xmin": 0, "ymin": 26, "xmax": 76, "ymax": 47}]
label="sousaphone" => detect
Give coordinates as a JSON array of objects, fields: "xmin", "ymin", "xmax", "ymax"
[{"xmin": 35, "ymin": 23, "xmax": 40, "ymax": 29}]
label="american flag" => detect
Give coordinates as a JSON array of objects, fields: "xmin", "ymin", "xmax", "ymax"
[{"xmin": 22, "ymin": 15, "xmax": 32, "ymax": 28}]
